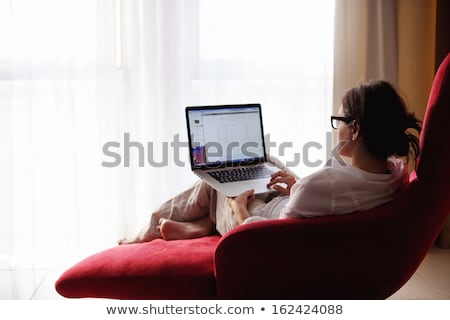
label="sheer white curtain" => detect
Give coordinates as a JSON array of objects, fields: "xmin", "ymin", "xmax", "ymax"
[
  {"xmin": 0, "ymin": 0, "xmax": 334, "ymax": 266},
  {"xmin": 195, "ymin": 0, "xmax": 334, "ymax": 176},
  {"xmin": 333, "ymin": 0, "xmax": 398, "ymax": 114}
]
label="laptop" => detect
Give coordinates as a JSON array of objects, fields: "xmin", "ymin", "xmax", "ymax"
[{"xmin": 186, "ymin": 103, "xmax": 278, "ymax": 197}]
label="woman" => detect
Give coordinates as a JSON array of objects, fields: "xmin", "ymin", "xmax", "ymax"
[{"xmin": 119, "ymin": 80, "xmax": 421, "ymax": 244}]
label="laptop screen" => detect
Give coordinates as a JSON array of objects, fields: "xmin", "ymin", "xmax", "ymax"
[{"xmin": 186, "ymin": 104, "xmax": 267, "ymax": 169}]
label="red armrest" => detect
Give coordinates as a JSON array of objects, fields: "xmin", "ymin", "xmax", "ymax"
[{"xmin": 214, "ymin": 215, "xmax": 387, "ymax": 299}]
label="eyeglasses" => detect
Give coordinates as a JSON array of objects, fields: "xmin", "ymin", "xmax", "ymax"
[{"xmin": 330, "ymin": 116, "xmax": 354, "ymax": 129}]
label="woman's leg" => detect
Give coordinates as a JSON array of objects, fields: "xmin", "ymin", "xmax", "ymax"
[
  {"xmin": 119, "ymin": 180, "xmax": 217, "ymax": 244},
  {"xmin": 214, "ymin": 192, "xmax": 238, "ymax": 235},
  {"xmin": 214, "ymin": 192, "xmax": 275, "ymax": 235}
]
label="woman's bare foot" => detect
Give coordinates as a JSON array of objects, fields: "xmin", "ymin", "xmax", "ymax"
[
  {"xmin": 157, "ymin": 217, "xmax": 214, "ymax": 240},
  {"xmin": 117, "ymin": 212, "xmax": 165, "ymax": 245},
  {"xmin": 117, "ymin": 232, "xmax": 161, "ymax": 245}
]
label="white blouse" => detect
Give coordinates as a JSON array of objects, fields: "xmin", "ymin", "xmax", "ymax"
[{"xmin": 244, "ymin": 157, "xmax": 409, "ymax": 224}]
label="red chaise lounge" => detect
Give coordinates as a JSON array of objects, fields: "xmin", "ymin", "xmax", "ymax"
[{"xmin": 55, "ymin": 53, "xmax": 450, "ymax": 299}]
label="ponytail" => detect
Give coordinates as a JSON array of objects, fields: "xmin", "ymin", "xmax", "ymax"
[{"xmin": 394, "ymin": 112, "xmax": 422, "ymax": 159}]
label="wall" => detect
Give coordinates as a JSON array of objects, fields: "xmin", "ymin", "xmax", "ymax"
[
  {"xmin": 435, "ymin": 0, "xmax": 450, "ymax": 70},
  {"xmin": 435, "ymin": 0, "xmax": 450, "ymax": 248},
  {"xmin": 397, "ymin": 0, "xmax": 436, "ymax": 121}
]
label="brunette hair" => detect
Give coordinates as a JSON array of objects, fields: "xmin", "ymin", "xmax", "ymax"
[{"xmin": 341, "ymin": 80, "xmax": 422, "ymax": 160}]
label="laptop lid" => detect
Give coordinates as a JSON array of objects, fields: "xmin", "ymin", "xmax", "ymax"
[{"xmin": 185, "ymin": 104, "xmax": 268, "ymax": 170}]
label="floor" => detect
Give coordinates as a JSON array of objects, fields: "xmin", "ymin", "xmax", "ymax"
[
  {"xmin": 388, "ymin": 246, "xmax": 450, "ymax": 299},
  {"xmin": 0, "ymin": 247, "xmax": 449, "ymax": 299}
]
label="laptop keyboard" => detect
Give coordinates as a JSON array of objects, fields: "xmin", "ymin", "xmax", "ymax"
[{"xmin": 207, "ymin": 166, "xmax": 273, "ymax": 183}]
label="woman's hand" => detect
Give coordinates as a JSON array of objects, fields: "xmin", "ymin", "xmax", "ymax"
[
  {"xmin": 266, "ymin": 170, "xmax": 297, "ymax": 196},
  {"xmin": 228, "ymin": 189, "xmax": 254, "ymax": 225}
]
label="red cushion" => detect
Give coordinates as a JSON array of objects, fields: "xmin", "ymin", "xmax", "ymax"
[{"xmin": 55, "ymin": 236, "xmax": 220, "ymax": 299}]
